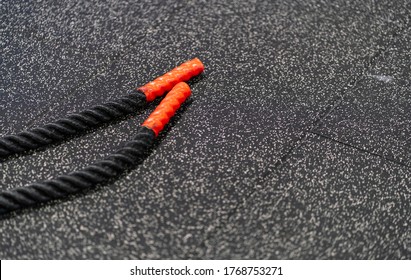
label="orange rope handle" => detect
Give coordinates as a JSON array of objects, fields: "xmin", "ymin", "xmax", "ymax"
[
  {"xmin": 138, "ymin": 58, "xmax": 203, "ymax": 101},
  {"xmin": 142, "ymin": 82, "xmax": 191, "ymax": 136}
]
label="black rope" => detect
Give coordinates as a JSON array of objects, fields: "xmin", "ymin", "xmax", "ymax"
[
  {"xmin": 0, "ymin": 126, "xmax": 155, "ymax": 215},
  {"xmin": 0, "ymin": 90, "xmax": 147, "ymax": 159}
]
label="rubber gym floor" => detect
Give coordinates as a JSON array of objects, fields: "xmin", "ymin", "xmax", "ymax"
[{"xmin": 1, "ymin": 0, "xmax": 410, "ymax": 259}]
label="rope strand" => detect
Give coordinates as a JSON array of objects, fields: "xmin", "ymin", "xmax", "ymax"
[
  {"xmin": 0, "ymin": 58, "xmax": 204, "ymax": 160},
  {"xmin": 0, "ymin": 126, "xmax": 155, "ymax": 215},
  {"xmin": 0, "ymin": 91, "xmax": 147, "ymax": 159}
]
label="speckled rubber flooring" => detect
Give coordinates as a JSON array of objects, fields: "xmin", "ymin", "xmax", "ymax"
[{"xmin": 1, "ymin": 0, "xmax": 410, "ymax": 259}]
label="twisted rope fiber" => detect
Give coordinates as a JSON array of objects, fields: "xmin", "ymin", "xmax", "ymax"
[
  {"xmin": 0, "ymin": 126, "xmax": 155, "ymax": 215},
  {"xmin": 0, "ymin": 91, "xmax": 147, "ymax": 159}
]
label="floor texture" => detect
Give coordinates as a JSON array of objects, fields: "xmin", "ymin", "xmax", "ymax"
[{"xmin": 0, "ymin": 0, "xmax": 410, "ymax": 259}]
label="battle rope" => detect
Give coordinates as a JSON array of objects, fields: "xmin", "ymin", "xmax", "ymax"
[
  {"xmin": 0, "ymin": 82, "xmax": 192, "ymax": 215},
  {"xmin": 0, "ymin": 58, "xmax": 204, "ymax": 159}
]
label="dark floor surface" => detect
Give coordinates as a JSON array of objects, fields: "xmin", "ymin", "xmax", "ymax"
[{"xmin": 0, "ymin": 0, "xmax": 410, "ymax": 259}]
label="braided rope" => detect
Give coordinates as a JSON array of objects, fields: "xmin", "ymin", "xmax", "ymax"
[
  {"xmin": 0, "ymin": 91, "xmax": 147, "ymax": 159},
  {"xmin": 0, "ymin": 126, "xmax": 155, "ymax": 215}
]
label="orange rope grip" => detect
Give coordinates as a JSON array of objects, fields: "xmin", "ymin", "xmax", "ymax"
[
  {"xmin": 138, "ymin": 58, "xmax": 204, "ymax": 102},
  {"xmin": 142, "ymin": 82, "xmax": 191, "ymax": 136}
]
